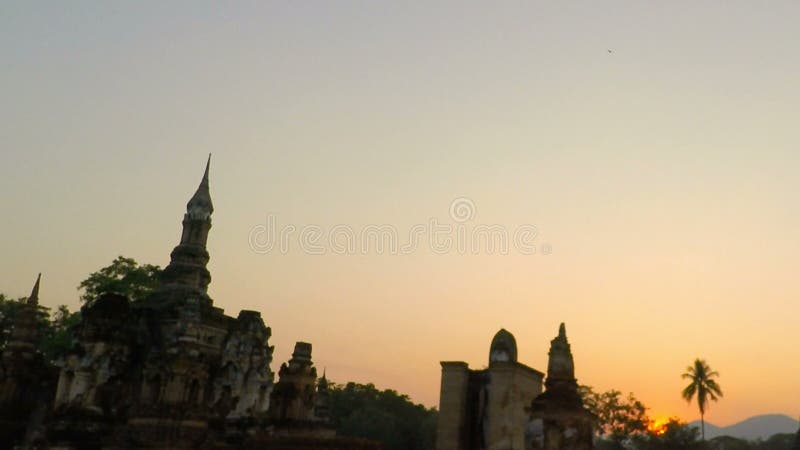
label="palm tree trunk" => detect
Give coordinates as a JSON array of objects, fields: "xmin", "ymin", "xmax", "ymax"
[{"xmin": 701, "ymin": 412, "xmax": 705, "ymax": 440}]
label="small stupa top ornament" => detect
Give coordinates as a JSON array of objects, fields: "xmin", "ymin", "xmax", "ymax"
[{"xmin": 546, "ymin": 323, "xmax": 575, "ymax": 382}]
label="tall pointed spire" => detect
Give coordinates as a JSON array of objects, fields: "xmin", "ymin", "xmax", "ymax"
[
  {"xmin": 26, "ymin": 273, "xmax": 41, "ymax": 305},
  {"xmin": 186, "ymin": 154, "xmax": 213, "ymax": 219},
  {"xmin": 153, "ymin": 156, "xmax": 216, "ymax": 302},
  {"xmin": 6, "ymin": 274, "xmax": 42, "ymax": 355}
]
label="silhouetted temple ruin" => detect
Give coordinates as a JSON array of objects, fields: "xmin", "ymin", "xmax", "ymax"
[
  {"xmin": 0, "ymin": 157, "xmax": 383, "ymax": 450},
  {"xmin": 527, "ymin": 324, "xmax": 594, "ymax": 450},
  {"xmin": 436, "ymin": 326, "xmax": 594, "ymax": 450}
]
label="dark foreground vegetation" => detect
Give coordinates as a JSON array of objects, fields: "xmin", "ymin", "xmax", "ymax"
[
  {"xmin": 329, "ymin": 382, "xmax": 437, "ymax": 450},
  {"xmin": 582, "ymin": 385, "xmax": 797, "ymax": 450},
  {"xmin": 596, "ymin": 420, "xmax": 796, "ymax": 450}
]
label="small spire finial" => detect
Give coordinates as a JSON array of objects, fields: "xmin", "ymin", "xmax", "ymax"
[
  {"xmin": 318, "ymin": 368, "xmax": 329, "ymax": 390},
  {"xmin": 202, "ymin": 153, "xmax": 211, "ymax": 187},
  {"xmin": 558, "ymin": 322, "xmax": 566, "ymax": 339},
  {"xmin": 186, "ymin": 155, "xmax": 213, "ymax": 217},
  {"xmin": 27, "ymin": 273, "xmax": 41, "ymax": 305}
]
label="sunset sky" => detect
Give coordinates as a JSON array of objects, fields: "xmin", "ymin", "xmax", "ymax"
[{"xmin": 2, "ymin": 2, "xmax": 799, "ymax": 425}]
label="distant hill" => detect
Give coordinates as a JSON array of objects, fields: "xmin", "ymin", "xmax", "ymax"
[{"xmin": 689, "ymin": 414, "xmax": 799, "ymax": 440}]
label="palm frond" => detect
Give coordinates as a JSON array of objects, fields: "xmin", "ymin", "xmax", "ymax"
[
  {"xmin": 706, "ymin": 380, "xmax": 723, "ymax": 397},
  {"xmin": 681, "ymin": 383, "xmax": 696, "ymax": 402}
]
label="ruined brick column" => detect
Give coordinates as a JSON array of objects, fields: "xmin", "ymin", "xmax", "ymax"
[{"xmin": 527, "ymin": 323, "xmax": 594, "ymax": 450}]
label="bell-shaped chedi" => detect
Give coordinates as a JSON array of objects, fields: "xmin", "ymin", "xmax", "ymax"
[{"xmin": 527, "ymin": 323, "xmax": 594, "ymax": 450}]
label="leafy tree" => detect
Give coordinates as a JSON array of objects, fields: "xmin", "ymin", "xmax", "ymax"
[
  {"xmin": 0, "ymin": 293, "xmax": 50, "ymax": 350},
  {"xmin": 682, "ymin": 359, "xmax": 723, "ymax": 440},
  {"xmin": 753, "ymin": 432, "xmax": 797, "ymax": 450},
  {"xmin": 0, "ymin": 293, "xmax": 25, "ymax": 347},
  {"xmin": 708, "ymin": 435, "xmax": 752, "ymax": 450},
  {"xmin": 630, "ymin": 417, "xmax": 708, "ymax": 450},
  {"xmin": 78, "ymin": 256, "xmax": 161, "ymax": 305},
  {"xmin": 39, "ymin": 305, "xmax": 81, "ymax": 361},
  {"xmin": 0, "ymin": 293, "xmax": 78, "ymax": 362},
  {"xmin": 703, "ymin": 432, "xmax": 799, "ymax": 450},
  {"xmin": 328, "ymin": 381, "xmax": 437, "ymax": 450},
  {"xmin": 2, "ymin": 257, "xmax": 158, "ymax": 361},
  {"xmin": 579, "ymin": 385, "xmax": 649, "ymax": 446}
]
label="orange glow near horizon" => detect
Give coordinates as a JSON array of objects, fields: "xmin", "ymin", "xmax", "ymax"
[{"xmin": 647, "ymin": 417, "xmax": 670, "ymax": 436}]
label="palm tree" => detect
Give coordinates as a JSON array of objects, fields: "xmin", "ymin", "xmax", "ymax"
[{"xmin": 681, "ymin": 358, "xmax": 723, "ymax": 440}]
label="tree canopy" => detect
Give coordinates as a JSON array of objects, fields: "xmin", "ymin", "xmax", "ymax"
[
  {"xmin": 0, "ymin": 294, "xmax": 79, "ymax": 362},
  {"xmin": 1, "ymin": 256, "xmax": 159, "ymax": 361},
  {"xmin": 328, "ymin": 381, "xmax": 437, "ymax": 450},
  {"xmin": 630, "ymin": 418, "xmax": 709, "ymax": 450},
  {"xmin": 77, "ymin": 256, "xmax": 161, "ymax": 305},
  {"xmin": 0, "ymin": 293, "xmax": 49, "ymax": 350},
  {"xmin": 580, "ymin": 385, "xmax": 649, "ymax": 446}
]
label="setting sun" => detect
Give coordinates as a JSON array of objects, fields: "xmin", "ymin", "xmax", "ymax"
[{"xmin": 647, "ymin": 417, "xmax": 670, "ymax": 436}]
